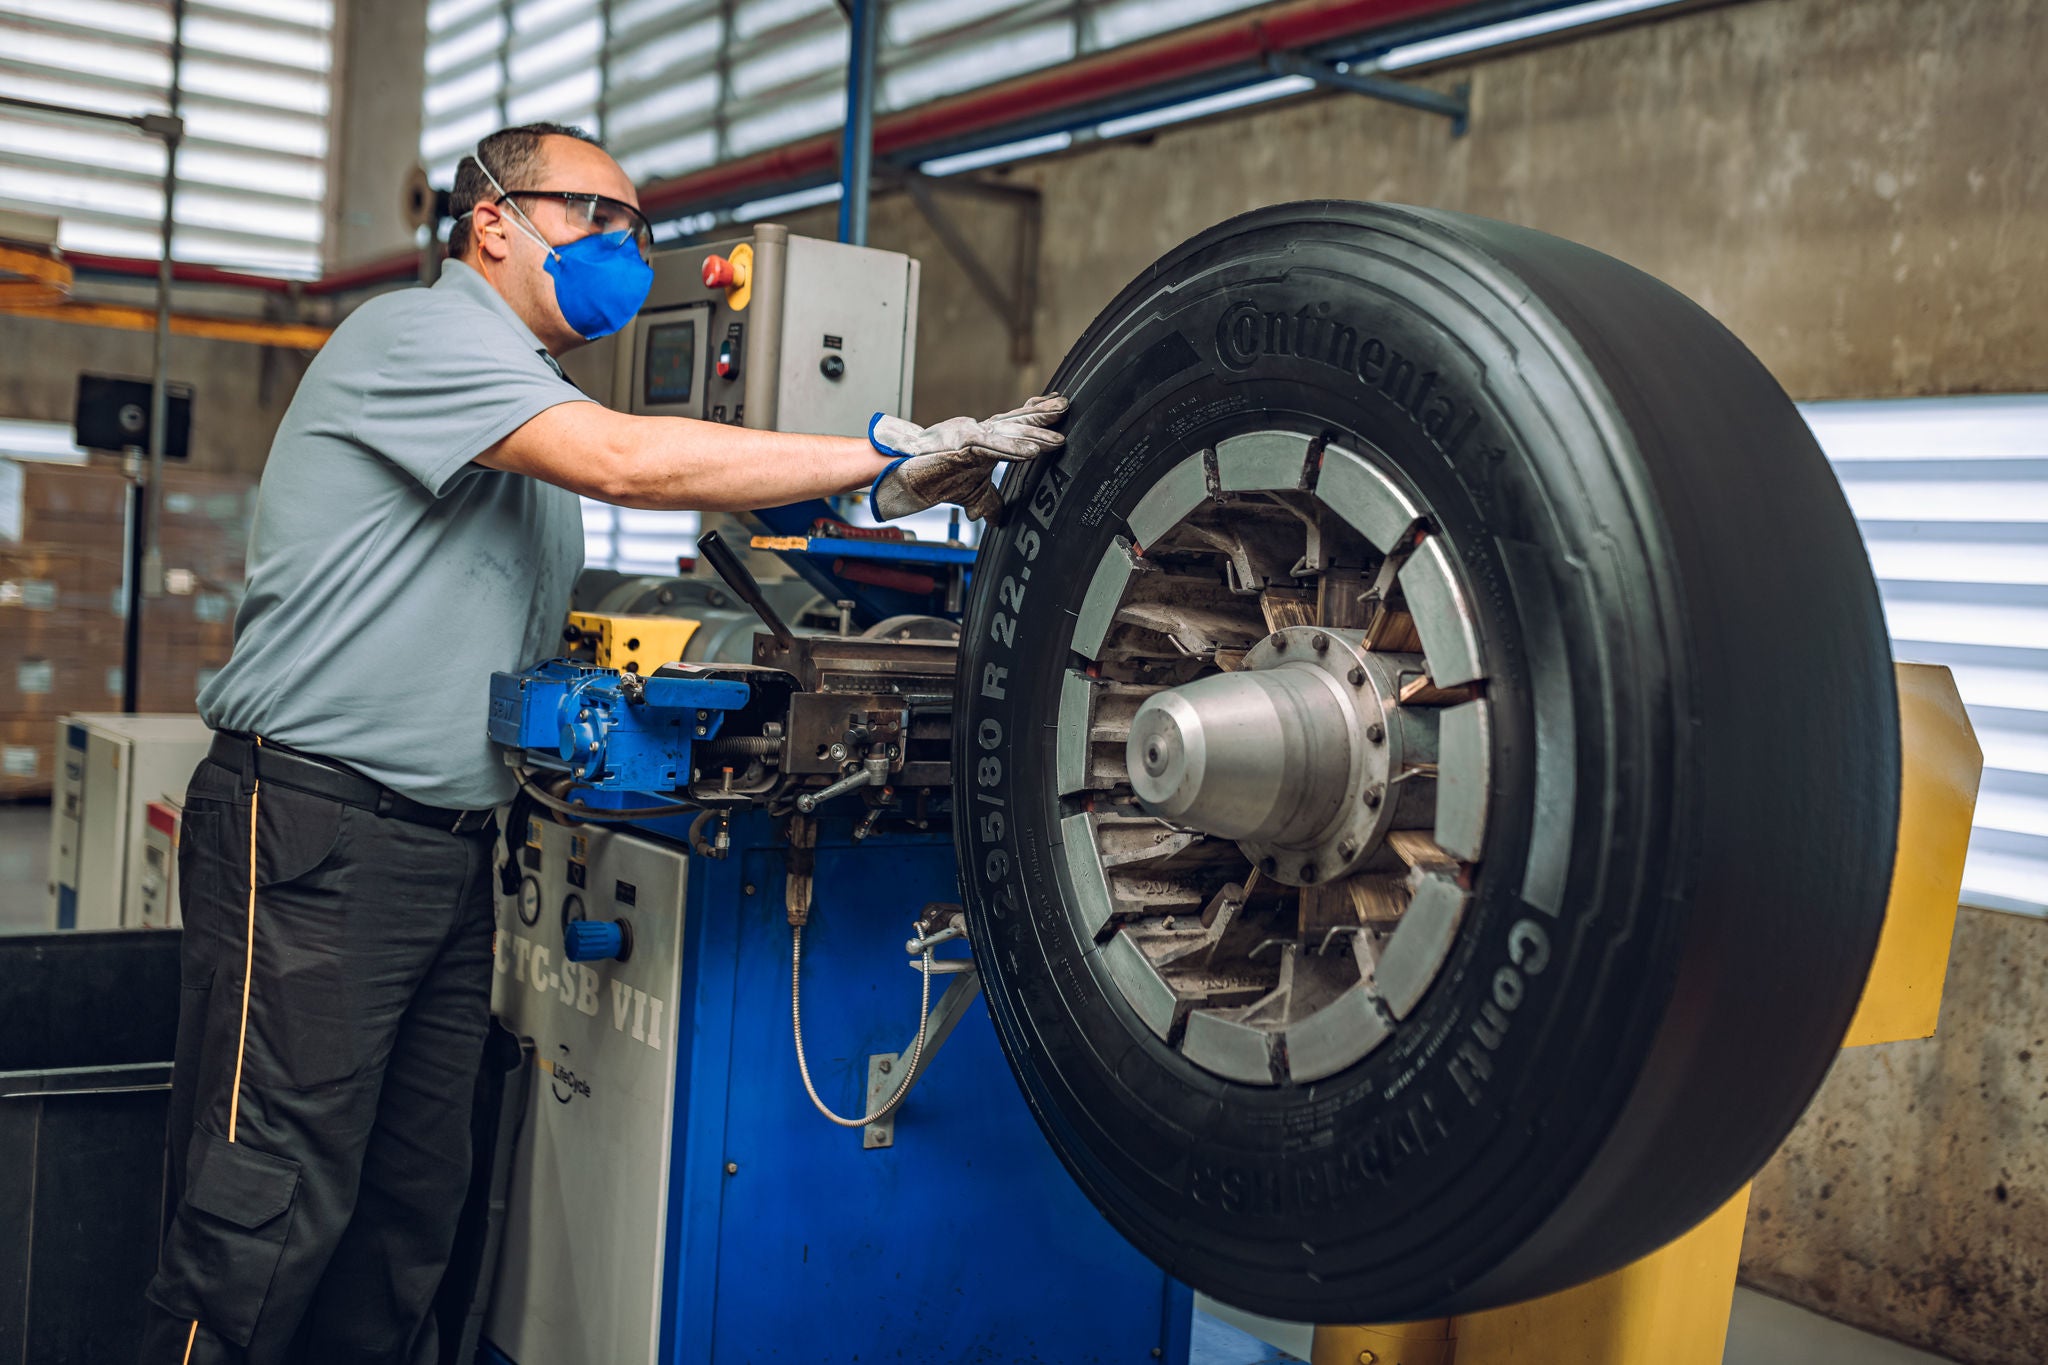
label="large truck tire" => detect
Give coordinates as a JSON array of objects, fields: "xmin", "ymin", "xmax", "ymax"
[{"xmin": 953, "ymin": 202, "xmax": 1897, "ymax": 1322}]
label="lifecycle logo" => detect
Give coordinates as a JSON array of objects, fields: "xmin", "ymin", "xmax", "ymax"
[{"xmin": 551, "ymin": 1043, "xmax": 592, "ymax": 1104}]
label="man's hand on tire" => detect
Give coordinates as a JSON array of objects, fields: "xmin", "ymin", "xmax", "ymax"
[{"xmin": 867, "ymin": 394, "xmax": 1067, "ymax": 521}]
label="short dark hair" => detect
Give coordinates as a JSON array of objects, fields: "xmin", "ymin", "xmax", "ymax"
[{"xmin": 448, "ymin": 122, "xmax": 605, "ymax": 260}]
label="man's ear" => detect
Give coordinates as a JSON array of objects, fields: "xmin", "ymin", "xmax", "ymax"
[{"xmin": 472, "ymin": 201, "xmax": 513, "ymax": 263}]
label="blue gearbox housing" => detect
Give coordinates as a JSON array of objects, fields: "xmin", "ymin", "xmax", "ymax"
[{"xmin": 488, "ymin": 659, "xmax": 752, "ymax": 792}]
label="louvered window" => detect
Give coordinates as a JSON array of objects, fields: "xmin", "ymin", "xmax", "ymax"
[
  {"xmin": 419, "ymin": 0, "xmax": 1281, "ymax": 190},
  {"xmin": 0, "ymin": 0, "xmax": 335, "ymax": 276},
  {"xmin": 1807, "ymin": 395, "xmax": 2048, "ymax": 916}
]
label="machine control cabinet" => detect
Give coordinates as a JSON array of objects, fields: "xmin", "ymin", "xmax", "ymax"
[
  {"xmin": 47, "ymin": 713, "xmax": 211, "ymax": 930},
  {"xmin": 560, "ymin": 226, "xmax": 921, "ymax": 588},
  {"xmin": 561, "ymin": 225, "xmax": 919, "ymax": 439}
]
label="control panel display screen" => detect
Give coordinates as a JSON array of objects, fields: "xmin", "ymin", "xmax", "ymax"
[{"xmin": 643, "ymin": 320, "xmax": 697, "ymax": 406}]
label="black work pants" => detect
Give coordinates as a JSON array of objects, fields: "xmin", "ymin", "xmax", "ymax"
[{"xmin": 138, "ymin": 755, "xmax": 497, "ymax": 1365}]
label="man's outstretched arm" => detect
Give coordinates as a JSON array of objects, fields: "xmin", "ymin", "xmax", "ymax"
[
  {"xmin": 476, "ymin": 402, "xmax": 883, "ymax": 511},
  {"xmin": 476, "ymin": 395, "xmax": 1066, "ymax": 516}
]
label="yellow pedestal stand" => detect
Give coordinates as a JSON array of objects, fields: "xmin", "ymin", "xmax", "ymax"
[{"xmin": 1310, "ymin": 663, "xmax": 1983, "ymax": 1365}]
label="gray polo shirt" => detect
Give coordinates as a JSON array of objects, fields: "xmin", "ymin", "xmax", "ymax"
[{"xmin": 199, "ymin": 260, "xmax": 591, "ymax": 808}]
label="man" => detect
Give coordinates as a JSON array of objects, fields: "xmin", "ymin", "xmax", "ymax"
[{"xmin": 140, "ymin": 122, "xmax": 1063, "ymax": 1364}]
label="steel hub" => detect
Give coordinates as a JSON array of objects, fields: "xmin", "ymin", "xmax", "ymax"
[
  {"xmin": 1054, "ymin": 428, "xmax": 1495, "ymax": 1085},
  {"xmin": 1127, "ymin": 630, "xmax": 1434, "ymax": 886}
]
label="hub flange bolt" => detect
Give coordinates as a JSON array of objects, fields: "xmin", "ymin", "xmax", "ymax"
[
  {"xmin": 1364, "ymin": 784, "xmax": 1384, "ymax": 808},
  {"xmin": 1348, "ymin": 665, "xmax": 1365, "ymax": 686},
  {"xmin": 1311, "ymin": 632, "xmax": 1329, "ymax": 652},
  {"xmin": 1366, "ymin": 721, "xmax": 1385, "ymax": 743},
  {"xmin": 1261, "ymin": 856, "xmax": 1278, "ymax": 874},
  {"xmin": 1302, "ymin": 863, "xmax": 1317, "ymax": 882},
  {"xmin": 1338, "ymin": 839, "xmax": 1357, "ymax": 860}
]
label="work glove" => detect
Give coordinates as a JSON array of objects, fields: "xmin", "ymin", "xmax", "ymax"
[{"xmin": 867, "ymin": 394, "xmax": 1067, "ymax": 521}]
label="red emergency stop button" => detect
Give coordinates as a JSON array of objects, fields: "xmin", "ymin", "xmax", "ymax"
[{"xmin": 702, "ymin": 254, "xmax": 736, "ymax": 288}]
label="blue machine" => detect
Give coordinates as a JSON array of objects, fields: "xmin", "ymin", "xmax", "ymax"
[
  {"xmin": 487, "ymin": 659, "xmax": 751, "ymax": 787},
  {"xmin": 484, "ymin": 656, "xmax": 1193, "ymax": 1364}
]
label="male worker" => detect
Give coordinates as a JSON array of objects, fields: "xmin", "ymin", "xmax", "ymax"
[{"xmin": 140, "ymin": 122, "xmax": 1064, "ymax": 1365}]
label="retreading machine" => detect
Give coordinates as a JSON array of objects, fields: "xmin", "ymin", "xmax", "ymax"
[
  {"xmin": 480, "ymin": 211, "xmax": 1982, "ymax": 1365},
  {"xmin": 479, "ymin": 227, "xmax": 1185, "ymax": 1365}
]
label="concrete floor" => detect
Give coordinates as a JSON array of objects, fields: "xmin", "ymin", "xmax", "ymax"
[
  {"xmin": 1191, "ymin": 1289, "xmax": 1961, "ymax": 1364},
  {"xmin": 0, "ymin": 805, "xmax": 1974, "ymax": 1365}
]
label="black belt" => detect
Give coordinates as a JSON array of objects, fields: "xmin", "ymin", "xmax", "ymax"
[{"xmin": 208, "ymin": 732, "xmax": 497, "ymax": 834}]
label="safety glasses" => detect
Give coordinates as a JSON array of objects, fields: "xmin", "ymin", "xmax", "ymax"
[{"xmin": 498, "ymin": 190, "xmax": 654, "ymax": 260}]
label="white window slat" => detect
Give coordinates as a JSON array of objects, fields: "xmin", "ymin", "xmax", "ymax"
[
  {"xmin": 507, "ymin": 15, "xmax": 602, "ymax": 83},
  {"xmin": 194, "ymin": 0, "xmax": 329, "ymax": 27},
  {"xmin": 1087, "ymin": 0, "xmax": 1263, "ymax": 50},
  {"xmin": 608, "ymin": 16, "xmax": 723, "ymax": 91},
  {"xmin": 726, "ymin": 90, "xmax": 842, "ymax": 155},
  {"xmin": 618, "ymin": 128, "xmax": 718, "ymax": 182},
  {"xmin": 422, "ymin": 105, "xmax": 503, "ymax": 161},
  {"xmin": 429, "ymin": 0, "xmax": 500, "ymax": 36},
  {"xmin": 505, "ymin": 66, "xmax": 601, "ymax": 124},
  {"xmin": 609, "ymin": 73, "xmax": 721, "ymax": 143},
  {"xmin": 427, "ymin": 63, "xmax": 505, "ymax": 118},
  {"xmin": 173, "ymin": 187, "xmax": 323, "ymax": 242},
  {"xmin": 170, "ymin": 227, "xmax": 317, "ymax": 274},
  {"xmin": 733, "ymin": 0, "xmax": 835, "ymax": 42},
  {"xmin": 0, "ymin": 68, "xmax": 166, "ymax": 119},
  {"xmin": 881, "ymin": 19, "xmax": 1072, "ymax": 111},
  {"xmin": 180, "ymin": 14, "xmax": 330, "ymax": 72},
  {"xmin": 513, "ymin": 0, "xmax": 596, "ymax": 35},
  {"xmin": 728, "ymin": 27, "xmax": 847, "ymax": 100},
  {"xmin": 181, "ymin": 101, "xmax": 329, "ymax": 158},
  {"xmin": 50, "ymin": 217, "xmax": 164, "ymax": 256},
  {"xmin": 426, "ymin": 14, "xmax": 506, "ymax": 75},
  {"xmin": 0, "ymin": 115, "xmax": 167, "ymax": 176},
  {"xmin": 3, "ymin": 25, "xmax": 174, "ymax": 86},
  {"xmin": 0, "ymin": 163, "xmax": 163, "ymax": 218},
  {"xmin": 0, "ymin": 0, "xmax": 171, "ymax": 42},
  {"xmin": 180, "ymin": 58, "xmax": 330, "ymax": 116},
  {"xmin": 1808, "ymin": 394, "xmax": 2048, "ymax": 916}
]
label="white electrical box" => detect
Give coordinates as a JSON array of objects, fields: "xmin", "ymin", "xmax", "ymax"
[
  {"xmin": 48, "ymin": 713, "xmax": 211, "ymax": 930},
  {"xmin": 137, "ymin": 797, "xmax": 183, "ymax": 928}
]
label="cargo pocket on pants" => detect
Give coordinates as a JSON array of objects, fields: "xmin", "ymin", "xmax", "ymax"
[{"xmin": 150, "ymin": 1127, "xmax": 302, "ymax": 1347}]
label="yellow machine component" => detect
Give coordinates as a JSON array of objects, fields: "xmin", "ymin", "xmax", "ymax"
[
  {"xmin": 565, "ymin": 611, "xmax": 701, "ymax": 674},
  {"xmin": 1312, "ymin": 661, "xmax": 1983, "ymax": 1365},
  {"xmin": 727, "ymin": 242, "xmax": 754, "ymax": 310},
  {"xmin": 1843, "ymin": 661, "xmax": 1982, "ymax": 1046}
]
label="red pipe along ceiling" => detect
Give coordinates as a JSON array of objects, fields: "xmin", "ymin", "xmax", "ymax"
[{"xmin": 69, "ymin": 0, "xmax": 1480, "ymax": 296}]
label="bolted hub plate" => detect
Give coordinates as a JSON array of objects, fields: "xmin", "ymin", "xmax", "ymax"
[{"xmin": 1129, "ymin": 627, "xmax": 1432, "ymax": 886}]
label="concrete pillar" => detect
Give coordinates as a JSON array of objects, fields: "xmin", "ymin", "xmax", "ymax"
[{"xmin": 329, "ymin": 0, "xmax": 431, "ymax": 269}]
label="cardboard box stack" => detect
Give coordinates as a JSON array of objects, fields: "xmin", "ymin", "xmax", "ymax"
[
  {"xmin": 0, "ymin": 462, "xmax": 131, "ymax": 795},
  {"xmin": 0, "ymin": 459, "xmax": 253, "ymax": 796},
  {"xmin": 141, "ymin": 468, "xmax": 255, "ymax": 713}
]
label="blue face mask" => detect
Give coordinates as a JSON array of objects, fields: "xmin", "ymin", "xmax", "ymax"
[
  {"xmin": 466, "ymin": 147, "xmax": 654, "ymax": 341},
  {"xmin": 541, "ymin": 230, "xmax": 654, "ymax": 340}
]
